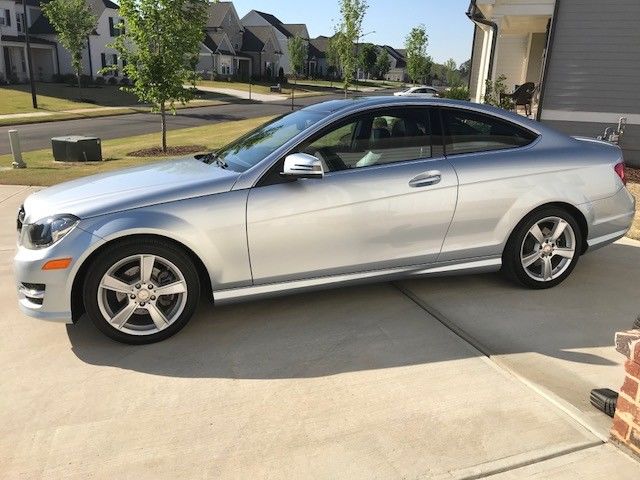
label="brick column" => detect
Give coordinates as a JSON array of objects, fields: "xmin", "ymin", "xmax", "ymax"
[{"xmin": 611, "ymin": 329, "xmax": 640, "ymax": 456}]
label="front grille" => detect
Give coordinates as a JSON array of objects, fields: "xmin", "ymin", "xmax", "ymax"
[
  {"xmin": 17, "ymin": 205, "xmax": 25, "ymax": 234},
  {"xmin": 19, "ymin": 283, "xmax": 45, "ymax": 306}
]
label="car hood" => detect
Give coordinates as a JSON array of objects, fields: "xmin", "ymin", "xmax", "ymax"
[{"xmin": 23, "ymin": 157, "xmax": 240, "ymax": 223}]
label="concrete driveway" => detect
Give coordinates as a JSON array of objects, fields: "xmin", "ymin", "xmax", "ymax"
[{"xmin": 1, "ymin": 185, "xmax": 639, "ymax": 479}]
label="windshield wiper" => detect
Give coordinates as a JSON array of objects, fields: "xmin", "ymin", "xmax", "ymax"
[{"xmin": 199, "ymin": 152, "xmax": 228, "ymax": 169}]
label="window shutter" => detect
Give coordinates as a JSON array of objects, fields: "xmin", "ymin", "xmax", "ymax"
[
  {"xmin": 101, "ymin": 53, "xmax": 106, "ymax": 69},
  {"xmin": 5, "ymin": 10, "xmax": 10, "ymax": 27},
  {"xmin": 108, "ymin": 17, "xmax": 114, "ymax": 37}
]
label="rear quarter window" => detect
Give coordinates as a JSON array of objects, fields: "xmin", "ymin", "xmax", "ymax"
[{"xmin": 442, "ymin": 108, "xmax": 538, "ymax": 155}]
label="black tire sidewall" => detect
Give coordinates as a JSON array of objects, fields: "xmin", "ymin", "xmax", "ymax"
[
  {"xmin": 504, "ymin": 208, "xmax": 582, "ymax": 289},
  {"xmin": 83, "ymin": 239, "xmax": 200, "ymax": 344}
]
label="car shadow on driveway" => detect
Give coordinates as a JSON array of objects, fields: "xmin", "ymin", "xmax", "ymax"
[
  {"xmin": 67, "ymin": 283, "xmax": 483, "ymax": 379},
  {"xmin": 67, "ymin": 240, "xmax": 639, "ymax": 384}
]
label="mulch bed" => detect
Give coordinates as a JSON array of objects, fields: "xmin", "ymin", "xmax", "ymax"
[
  {"xmin": 627, "ymin": 166, "xmax": 640, "ymax": 184},
  {"xmin": 127, "ymin": 145, "xmax": 208, "ymax": 157}
]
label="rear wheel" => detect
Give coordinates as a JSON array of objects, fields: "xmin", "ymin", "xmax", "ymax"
[
  {"xmin": 503, "ymin": 208, "xmax": 582, "ymax": 289},
  {"xmin": 83, "ymin": 239, "xmax": 200, "ymax": 344}
]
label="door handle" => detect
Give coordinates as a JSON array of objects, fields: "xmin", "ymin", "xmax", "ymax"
[{"xmin": 409, "ymin": 170, "xmax": 441, "ymax": 188}]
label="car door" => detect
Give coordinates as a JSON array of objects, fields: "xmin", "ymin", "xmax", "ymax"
[
  {"xmin": 437, "ymin": 106, "xmax": 541, "ymax": 261},
  {"xmin": 245, "ymin": 107, "xmax": 459, "ymax": 285}
]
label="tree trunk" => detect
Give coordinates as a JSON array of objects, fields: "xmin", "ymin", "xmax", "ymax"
[
  {"xmin": 291, "ymin": 76, "xmax": 295, "ymax": 111},
  {"xmin": 160, "ymin": 102, "xmax": 167, "ymax": 153}
]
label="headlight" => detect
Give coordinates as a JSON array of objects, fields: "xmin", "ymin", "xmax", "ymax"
[{"xmin": 20, "ymin": 215, "xmax": 79, "ymax": 249}]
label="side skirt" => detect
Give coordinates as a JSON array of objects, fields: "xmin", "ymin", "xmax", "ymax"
[{"xmin": 212, "ymin": 257, "xmax": 502, "ymax": 305}]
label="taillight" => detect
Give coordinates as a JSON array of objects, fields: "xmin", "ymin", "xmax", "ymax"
[{"xmin": 614, "ymin": 162, "xmax": 626, "ymax": 185}]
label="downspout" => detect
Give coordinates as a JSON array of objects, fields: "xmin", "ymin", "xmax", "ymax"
[
  {"xmin": 466, "ymin": 0, "xmax": 498, "ymax": 84},
  {"xmin": 86, "ymin": 35, "xmax": 94, "ymax": 77},
  {"xmin": 54, "ymin": 43, "xmax": 60, "ymax": 75},
  {"xmin": 536, "ymin": 0, "xmax": 560, "ymax": 121},
  {"xmin": 467, "ymin": 24, "xmax": 477, "ymax": 91}
]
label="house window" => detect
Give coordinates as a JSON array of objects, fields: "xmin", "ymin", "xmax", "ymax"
[
  {"xmin": 109, "ymin": 17, "xmax": 123, "ymax": 37},
  {"xmin": 16, "ymin": 12, "xmax": 25, "ymax": 33},
  {"xmin": 1, "ymin": 9, "xmax": 11, "ymax": 27}
]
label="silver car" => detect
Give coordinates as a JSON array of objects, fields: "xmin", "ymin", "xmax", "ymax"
[{"xmin": 14, "ymin": 97, "xmax": 635, "ymax": 343}]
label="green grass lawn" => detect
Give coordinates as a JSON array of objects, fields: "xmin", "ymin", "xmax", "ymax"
[
  {"xmin": 0, "ymin": 83, "xmax": 143, "ymax": 114},
  {"xmin": 0, "ymin": 115, "xmax": 275, "ymax": 186}
]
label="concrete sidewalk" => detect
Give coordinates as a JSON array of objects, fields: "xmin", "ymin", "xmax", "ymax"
[
  {"xmin": 193, "ymin": 85, "xmax": 288, "ymax": 102},
  {"xmin": 1, "ymin": 185, "xmax": 639, "ymax": 479}
]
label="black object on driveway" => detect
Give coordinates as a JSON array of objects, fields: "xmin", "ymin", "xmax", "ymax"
[{"xmin": 590, "ymin": 388, "xmax": 618, "ymax": 417}]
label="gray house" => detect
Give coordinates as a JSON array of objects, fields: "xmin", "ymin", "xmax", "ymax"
[{"xmin": 467, "ymin": 0, "xmax": 640, "ymax": 166}]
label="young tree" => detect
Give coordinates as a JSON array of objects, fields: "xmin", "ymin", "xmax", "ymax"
[
  {"xmin": 335, "ymin": 0, "xmax": 368, "ymax": 97},
  {"xmin": 327, "ymin": 33, "xmax": 342, "ymax": 86},
  {"xmin": 374, "ymin": 49, "xmax": 391, "ymax": 80},
  {"xmin": 109, "ymin": 0, "xmax": 209, "ymax": 152},
  {"xmin": 288, "ymin": 35, "xmax": 307, "ymax": 108},
  {"xmin": 405, "ymin": 25, "xmax": 430, "ymax": 84},
  {"xmin": 42, "ymin": 0, "xmax": 96, "ymax": 97},
  {"xmin": 443, "ymin": 58, "xmax": 462, "ymax": 86},
  {"xmin": 358, "ymin": 43, "xmax": 377, "ymax": 79}
]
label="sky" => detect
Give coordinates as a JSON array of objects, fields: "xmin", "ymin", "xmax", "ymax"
[{"xmin": 230, "ymin": 0, "xmax": 474, "ymax": 65}]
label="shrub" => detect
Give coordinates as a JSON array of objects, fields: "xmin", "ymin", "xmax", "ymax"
[
  {"xmin": 484, "ymin": 74, "xmax": 513, "ymax": 110},
  {"xmin": 120, "ymin": 76, "xmax": 130, "ymax": 86},
  {"xmin": 107, "ymin": 76, "xmax": 118, "ymax": 86},
  {"xmin": 94, "ymin": 76, "xmax": 105, "ymax": 85},
  {"xmin": 440, "ymin": 86, "xmax": 470, "ymax": 100}
]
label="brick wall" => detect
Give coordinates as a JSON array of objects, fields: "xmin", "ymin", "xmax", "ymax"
[{"xmin": 611, "ymin": 329, "xmax": 640, "ymax": 456}]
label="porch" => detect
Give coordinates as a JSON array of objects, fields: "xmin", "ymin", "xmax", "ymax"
[
  {"xmin": 468, "ymin": 0, "xmax": 555, "ymax": 117},
  {"xmin": 0, "ymin": 36, "xmax": 58, "ymax": 83}
]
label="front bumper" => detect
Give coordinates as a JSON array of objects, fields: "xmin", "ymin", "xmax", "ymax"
[{"xmin": 14, "ymin": 225, "xmax": 104, "ymax": 323}]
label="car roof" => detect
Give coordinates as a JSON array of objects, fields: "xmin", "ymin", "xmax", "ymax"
[{"xmin": 301, "ymin": 96, "xmax": 557, "ymax": 138}]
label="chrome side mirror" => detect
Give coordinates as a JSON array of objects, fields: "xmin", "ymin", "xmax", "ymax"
[{"xmin": 282, "ymin": 153, "xmax": 324, "ymax": 179}]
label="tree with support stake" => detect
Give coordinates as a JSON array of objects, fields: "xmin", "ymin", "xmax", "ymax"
[{"xmin": 107, "ymin": 0, "xmax": 209, "ymax": 153}]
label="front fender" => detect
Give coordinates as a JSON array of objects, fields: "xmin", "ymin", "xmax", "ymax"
[{"xmin": 77, "ymin": 191, "xmax": 252, "ymax": 290}]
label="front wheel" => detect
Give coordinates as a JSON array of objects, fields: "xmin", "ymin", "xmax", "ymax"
[
  {"xmin": 83, "ymin": 239, "xmax": 200, "ymax": 344},
  {"xmin": 503, "ymin": 208, "xmax": 582, "ymax": 289}
]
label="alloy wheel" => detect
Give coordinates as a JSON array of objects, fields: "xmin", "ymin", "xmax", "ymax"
[
  {"xmin": 97, "ymin": 254, "xmax": 188, "ymax": 336},
  {"xmin": 520, "ymin": 216, "xmax": 576, "ymax": 282}
]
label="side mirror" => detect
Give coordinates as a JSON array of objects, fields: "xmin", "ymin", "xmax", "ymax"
[{"xmin": 282, "ymin": 153, "xmax": 324, "ymax": 179}]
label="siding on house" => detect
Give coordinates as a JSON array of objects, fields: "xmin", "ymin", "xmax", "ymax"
[{"xmin": 540, "ymin": 0, "xmax": 640, "ymax": 165}]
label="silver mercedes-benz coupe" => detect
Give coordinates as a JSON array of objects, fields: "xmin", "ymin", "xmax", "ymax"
[{"xmin": 14, "ymin": 97, "xmax": 635, "ymax": 343}]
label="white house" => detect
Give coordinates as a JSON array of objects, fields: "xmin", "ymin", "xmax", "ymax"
[
  {"xmin": 30, "ymin": 0, "xmax": 122, "ymax": 79},
  {"xmin": 0, "ymin": 0, "xmax": 58, "ymax": 82}
]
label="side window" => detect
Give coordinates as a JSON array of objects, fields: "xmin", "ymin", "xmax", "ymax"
[
  {"xmin": 299, "ymin": 108, "xmax": 433, "ymax": 172},
  {"xmin": 442, "ymin": 108, "xmax": 538, "ymax": 155}
]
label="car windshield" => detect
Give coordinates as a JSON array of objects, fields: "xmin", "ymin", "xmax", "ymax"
[{"xmin": 211, "ymin": 110, "xmax": 325, "ymax": 172}]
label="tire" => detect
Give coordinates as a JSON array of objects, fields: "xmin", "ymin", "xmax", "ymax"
[
  {"xmin": 83, "ymin": 238, "xmax": 200, "ymax": 344},
  {"xmin": 503, "ymin": 207, "xmax": 582, "ymax": 289}
]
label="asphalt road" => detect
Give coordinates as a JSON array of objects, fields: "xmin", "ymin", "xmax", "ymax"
[{"xmin": 0, "ymin": 93, "xmax": 351, "ymax": 155}]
